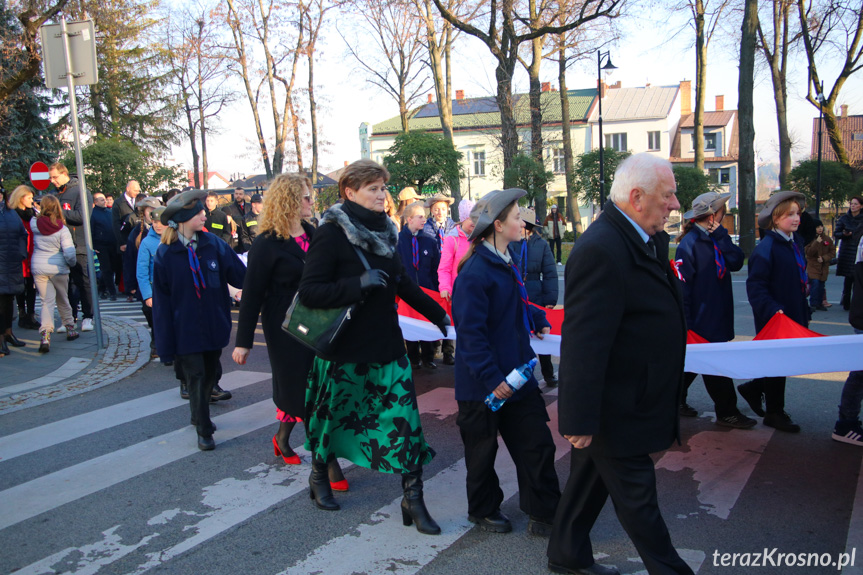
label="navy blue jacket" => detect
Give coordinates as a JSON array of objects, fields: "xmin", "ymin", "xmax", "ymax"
[
  {"xmin": 422, "ymin": 217, "xmax": 457, "ymax": 252},
  {"xmin": 397, "ymin": 226, "xmax": 440, "ymax": 290},
  {"xmin": 676, "ymin": 225, "xmax": 744, "ymax": 342},
  {"xmin": 0, "ymin": 202, "xmax": 27, "ymax": 296},
  {"xmin": 152, "ymin": 232, "xmax": 246, "ymax": 363},
  {"xmin": 509, "ymin": 234, "xmax": 558, "ymax": 306},
  {"xmin": 90, "ymin": 205, "xmax": 115, "ymax": 249},
  {"xmin": 452, "ymin": 244, "xmax": 550, "ymax": 402},
  {"xmin": 746, "ymin": 230, "xmax": 810, "ymax": 333}
]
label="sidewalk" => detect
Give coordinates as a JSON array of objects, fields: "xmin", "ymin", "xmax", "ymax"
[{"xmin": 0, "ymin": 316, "xmax": 152, "ymax": 416}]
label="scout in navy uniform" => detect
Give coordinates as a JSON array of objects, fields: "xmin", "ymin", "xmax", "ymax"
[{"xmin": 152, "ymin": 190, "xmax": 247, "ymax": 450}]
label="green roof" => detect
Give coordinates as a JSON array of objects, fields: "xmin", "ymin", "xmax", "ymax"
[{"xmin": 372, "ymin": 89, "xmax": 597, "ymax": 135}]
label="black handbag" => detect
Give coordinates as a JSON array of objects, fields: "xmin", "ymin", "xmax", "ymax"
[{"xmin": 281, "ymin": 245, "xmax": 371, "ymax": 359}]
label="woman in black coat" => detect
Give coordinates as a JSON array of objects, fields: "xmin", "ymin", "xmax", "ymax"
[
  {"xmin": 835, "ymin": 196, "xmax": 863, "ymax": 310},
  {"xmin": 0, "ymin": 191, "xmax": 28, "ymax": 356},
  {"xmin": 232, "ymin": 175, "xmax": 346, "ymax": 489}
]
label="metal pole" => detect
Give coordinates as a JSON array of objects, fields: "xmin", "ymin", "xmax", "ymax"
[
  {"xmin": 815, "ymin": 81, "xmax": 824, "ymax": 216},
  {"xmin": 597, "ymin": 51, "xmax": 605, "ymax": 209},
  {"xmin": 60, "ymin": 17, "xmax": 103, "ymax": 348}
]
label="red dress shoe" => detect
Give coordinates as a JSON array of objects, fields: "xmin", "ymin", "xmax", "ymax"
[{"xmin": 272, "ymin": 436, "xmax": 301, "ymax": 465}]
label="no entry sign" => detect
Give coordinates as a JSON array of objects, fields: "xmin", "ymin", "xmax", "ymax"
[{"xmin": 29, "ymin": 162, "xmax": 51, "ymax": 191}]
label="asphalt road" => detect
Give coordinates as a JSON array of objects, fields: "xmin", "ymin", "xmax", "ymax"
[{"xmin": 0, "ymin": 273, "xmax": 861, "ymax": 575}]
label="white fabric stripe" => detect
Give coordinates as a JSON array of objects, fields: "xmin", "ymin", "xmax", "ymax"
[{"xmin": 0, "ymin": 371, "xmax": 270, "ymax": 463}]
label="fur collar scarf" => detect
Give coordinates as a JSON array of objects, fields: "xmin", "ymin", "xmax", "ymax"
[{"xmin": 322, "ymin": 203, "xmax": 398, "ymax": 258}]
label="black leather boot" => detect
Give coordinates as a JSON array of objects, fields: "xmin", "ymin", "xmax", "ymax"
[
  {"xmin": 5, "ymin": 330, "xmax": 25, "ymax": 347},
  {"xmin": 309, "ymin": 458, "xmax": 340, "ymax": 511},
  {"xmin": 401, "ymin": 468, "xmax": 441, "ymax": 535},
  {"xmin": 0, "ymin": 335, "xmax": 9, "ymax": 356}
]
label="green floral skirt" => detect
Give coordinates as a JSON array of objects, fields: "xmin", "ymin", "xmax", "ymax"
[{"xmin": 304, "ymin": 355, "xmax": 435, "ymax": 474}]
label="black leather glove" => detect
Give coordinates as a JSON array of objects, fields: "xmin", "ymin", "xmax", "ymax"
[
  {"xmin": 359, "ymin": 269, "xmax": 389, "ymax": 292},
  {"xmin": 434, "ymin": 314, "xmax": 451, "ymax": 338}
]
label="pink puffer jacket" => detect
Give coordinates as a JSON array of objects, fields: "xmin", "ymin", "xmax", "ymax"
[{"xmin": 438, "ymin": 225, "xmax": 470, "ymax": 295}]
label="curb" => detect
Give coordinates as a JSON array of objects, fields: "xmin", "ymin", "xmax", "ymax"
[{"xmin": 0, "ymin": 316, "xmax": 152, "ymax": 416}]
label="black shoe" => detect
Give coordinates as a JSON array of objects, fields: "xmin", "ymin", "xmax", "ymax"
[
  {"xmin": 309, "ymin": 459, "xmax": 340, "ymax": 511},
  {"xmin": 468, "ymin": 509, "xmax": 512, "ymax": 533},
  {"xmin": 763, "ymin": 411, "xmax": 801, "ymax": 433},
  {"xmin": 716, "ymin": 412, "xmax": 758, "ymax": 429},
  {"xmin": 210, "ymin": 384, "xmax": 232, "ymax": 402},
  {"xmin": 548, "ymin": 561, "xmax": 620, "ymax": 575},
  {"xmin": 410, "ymin": 360, "xmax": 422, "ymax": 370},
  {"xmin": 422, "ymin": 360, "xmax": 437, "ymax": 370},
  {"xmin": 5, "ymin": 332, "xmax": 25, "ymax": 347},
  {"xmin": 527, "ymin": 516, "xmax": 554, "ymax": 537},
  {"xmin": 197, "ymin": 435, "xmax": 215, "ymax": 451},
  {"xmin": 442, "ymin": 354, "xmax": 455, "ymax": 365},
  {"xmin": 679, "ymin": 402, "xmax": 698, "ymax": 417},
  {"xmin": 163, "ymin": 361, "xmax": 174, "ymax": 367},
  {"xmin": 544, "ymin": 375, "xmax": 558, "ymax": 388},
  {"xmin": 180, "ymin": 383, "xmax": 189, "ymax": 400},
  {"xmin": 109, "ymin": 295, "xmax": 117, "ymax": 301},
  {"xmin": 401, "ymin": 469, "xmax": 441, "ymax": 535},
  {"xmin": 0, "ymin": 336, "xmax": 9, "ymax": 356},
  {"xmin": 737, "ymin": 381, "xmax": 766, "ymax": 417},
  {"xmin": 19, "ymin": 316, "xmax": 39, "ymax": 330}
]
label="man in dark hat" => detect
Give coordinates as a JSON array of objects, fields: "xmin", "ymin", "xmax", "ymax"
[{"xmin": 243, "ymin": 193, "xmax": 263, "ymax": 246}]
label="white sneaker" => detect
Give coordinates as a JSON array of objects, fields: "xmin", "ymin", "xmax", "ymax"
[
  {"xmin": 557, "ymin": 262, "xmax": 563, "ymax": 266},
  {"xmin": 56, "ymin": 324, "xmax": 68, "ymax": 333},
  {"xmin": 81, "ymin": 318, "xmax": 94, "ymax": 332}
]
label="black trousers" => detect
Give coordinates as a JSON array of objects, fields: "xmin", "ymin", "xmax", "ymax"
[
  {"xmin": 551, "ymin": 237, "xmax": 562, "ymax": 262},
  {"xmin": 94, "ymin": 244, "xmax": 117, "ymax": 297},
  {"xmin": 69, "ymin": 255, "xmax": 93, "ymax": 319},
  {"xmin": 539, "ymin": 354, "xmax": 555, "ymax": 379},
  {"xmin": 0, "ymin": 294, "xmax": 14, "ymax": 332},
  {"xmin": 176, "ymin": 350, "xmax": 222, "ymax": 437},
  {"xmin": 548, "ymin": 448, "xmax": 693, "ymax": 575},
  {"xmin": 746, "ymin": 376, "xmax": 787, "ymax": 413},
  {"xmin": 16, "ymin": 276, "xmax": 36, "ymax": 317},
  {"xmin": 457, "ymin": 389, "xmax": 560, "ymax": 521},
  {"xmin": 406, "ymin": 340, "xmax": 436, "ymax": 363},
  {"xmin": 142, "ymin": 303, "xmax": 154, "ymax": 350},
  {"xmin": 682, "ymin": 372, "xmax": 740, "ymax": 418}
]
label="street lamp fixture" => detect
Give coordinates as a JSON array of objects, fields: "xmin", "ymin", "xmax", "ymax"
[
  {"xmin": 815, "ymin": 83, "xmax": 825, "ymax": 216},
  {"xmin": 597, "ymin": 50, "xmax": 617, "ymax": 209}
]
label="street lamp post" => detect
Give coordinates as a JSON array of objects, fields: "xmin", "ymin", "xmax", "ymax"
[
  {"xmin": 597, "ymin": 50, "xmax": 617, "ymax": 208},
  {"xmin": 815, "ymin": 82, "xmax": 825, "ymax": 216}
]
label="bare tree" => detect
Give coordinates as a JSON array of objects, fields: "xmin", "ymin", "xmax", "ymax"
[
  {"xmin": 757, "ymin": 0, "xmax": 801, "ymax": 188},
  {"xmin": 340, "ymin": 0, "xmax": 430, "ymax": 132},
  {"xmin": 796, "ymin": 0, "xmax": 863, "ymax": 167},
  {"xmin": 739, "ymin": 0, "xmax": 758, "ymax": 256},
  {"xmin": 431, "ymin": 0, "xmax": 623, "ymax": 176}
]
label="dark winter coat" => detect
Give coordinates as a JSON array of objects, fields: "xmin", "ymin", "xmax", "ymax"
[
  {"xmin": 452, "ymin": 244, "xmax": 551, "ymax": 402},
  {"xmin": 804, "ymin": 234, "xmax": 835, "ymax": 281},
  {"xmin": 298, "ymin": 201, "xmax": 446, "ymax": 365},
  {"xmin": 205, "ymin": 207, "xmax": 232, "ymax": 245},
  {"xmin": 124, "ymin": 224, "xmax": 146, "ymax": 297},
  {"xmin": 746, "ymin": 230, "xmax": 810, "ymax": 333},
  {"xmin": 676, "ymin": 224, "xmax": 744, "ymax": 342},
  {"xmin": 91, "ymin": 205, "xmax": 116, "ymax": 252},
  {"xmin": 834, "ymin": 210, "xmax": 863, "ymax": 277},
  {"xmin": 243, "ymin": 210, "xmax": 261, "ymax": 245},
  {"xmin": 0, "ymin": 202, "xmax": 27, "ymax": 295},
  {"xmin": 53, "ymin": 178, "xmax": 92, "ymax": 255},
  {"xmin": 422, "ymin": 217, "xmax": 457, "ymax": 253},
  {"xmin": 112, "ymin": 194, "xmax": 138, "ymax": 247},
  {"xmin": 557, "ymin": 202, "xmax": 685, "ymax": 458},
  {"xmin": 153, "ymin": 231, "xmax": 246, "ymax": 363},
  {"xmin": 509, "ymin": 233, "xmax": 558, "ymax": 307},
  {"xmin": 397, "ymin": 226, "xmax": 441, "ymax": 291},
  {"xmin": 236, "ymin": 224, "xmax": 316, "ymax": 417},
  {"xmin": 13, "ymin": 207, "xmax": 34, "ymax": 278},
  {"xmin": 223, "ymin": 200, "xmax": 251, "ymax": 250}
]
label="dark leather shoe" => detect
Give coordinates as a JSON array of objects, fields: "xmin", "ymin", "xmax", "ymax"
[
  {"xmin": 422, "ymin": 361, "xmax": 437, "ymax": 370},
  {"xmin": 527, "ymin": 516, "xmax": 554, "ymax": 537},
  {"xmin": 442, "ymin": 354, "xmax": 455, "ymax": 365},
  {"xmin": 180, "ymin": 383, "xmax": 189, "ymax": 400},
  {"xmin": 763, "ymin": 411, "xmax": 801, "ymax": 433},
  {"xmin": 544, "ymin": 376, "xmax": 558, "ymax": 388},
  {"xmin": 548, "ymin": 561, "xmax": 620, "ymax": 575},
  {"xmin": 210, "ymin": 384, "xmax": 232, "ymax": 402},
  {"xmin": 468, "ymin": 509, "xmax": 512, "ymax": 533},
  {"xmin": 737, "ymin": 381, "xmax": 765, "ymax": 417},
  {"xmin": 5, "ymin": 332, "xmax": 25, "ymax": 347},
  {"xmin": 197, "ymin": 435, "xmax": 215, "ymax": 451},
  {"xmin": 679, "ymin": 402, "xmax": 698, "ymax": 417}
]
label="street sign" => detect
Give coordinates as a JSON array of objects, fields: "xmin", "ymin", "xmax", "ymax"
[
  {"xmin": 29, "ymin": 162, "xmax": 51, "ymax": 191},
  {"xmin": 39, "ymin": 20, "xmax": 97, "ymax": 89}
]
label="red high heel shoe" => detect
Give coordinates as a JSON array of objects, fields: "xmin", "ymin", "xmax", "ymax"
[
  {"xmin": 272, "ymin": 436, "xmax": 301, "ymax": 465},
  {"xmin": 330, "ymin": 479, "xmax": 349, "ymax": 492}
]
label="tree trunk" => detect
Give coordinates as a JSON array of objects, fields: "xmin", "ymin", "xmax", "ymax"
[
  {"xmin": 738, "ymin": 0, "xmax": 758, "ymax": 257},
  {"xmin": 528, "ymin": 32, "xmax": 547, "ymax": 222},
  {"xmin": 497, "ymin": 61, "xmax": 518, "ymax": 185},
  {"xmin": 197, "ymin": 33, "xmax": 209, "ymax": 189},
  {"xmin": 184, "ymin": 99, "xmax": 200, "ymax": 188},
  {"xmin": 694, "ymin": 0, "xmax": 706, "ymax": 172},
  {"xmin": 89, "ymin": 85, "xmax": 105, "ymax": 137},
  {"xmin": 559, "ymin": 40, "xmax": 580, "ymax": 234},
  {"xmin": 399, "ymin": 84, "xmax": 409, "ymax": 132},
  {"xmin": 309, "ymin": 44, "xmax": 319, "ymax": 185}
]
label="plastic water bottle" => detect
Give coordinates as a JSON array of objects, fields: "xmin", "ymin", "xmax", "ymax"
[{"xmin": 484, "ymin": 358, "xmax": 538, "ymax": 412}]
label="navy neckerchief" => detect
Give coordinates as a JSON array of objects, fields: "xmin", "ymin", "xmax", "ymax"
[{"xmin": 509, "ymin": 262, "xmax": 534, "ymax": 334}]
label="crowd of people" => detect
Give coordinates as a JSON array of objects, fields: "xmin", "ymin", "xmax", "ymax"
[{"xmin": 0, "ymin": 153, "xmax": 861, "ymax": 575}]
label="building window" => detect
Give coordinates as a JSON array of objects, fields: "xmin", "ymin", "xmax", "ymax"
[
  {"xmin": 604, "ymin": 133, "xmax": 627, "ymax": 151},
  {"xmin": 704, "ymin": 133, "xmax": 717, "ymax": 151},
  {"xmin": 708, "ymin": 167, "xmax": 731, "ymax": 185},
  {"xmin": 853, "ymin": 133, "xmax": 863, "ymax": 141},
  {"xmin": 647, "ymin": 131, "xmax": 661, "ymax": 151},
  {"xmin": 473, "ymin": 150, "xmax": 486, "ymax": 176},
  {"xmin": 553, "ymin": 148, "xmax": 565, "ymax": 173}
]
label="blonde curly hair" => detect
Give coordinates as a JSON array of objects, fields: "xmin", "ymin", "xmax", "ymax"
[{"xmin": 259, "ymin": 173, "xmax": 310, "ymax": 239}]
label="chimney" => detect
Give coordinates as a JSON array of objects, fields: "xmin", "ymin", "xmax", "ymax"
[
  {"xmin": 716, "ymin": 95, "xmax": 724, "ymax": 112},
  {"xmin": 841, "ymin": 104, "xmax": 848, "ymax": 118},
  {"xmin": 600, "ymin": 80, "xmax": 607, "ymax": 99},
  {"xmin": 680, "ymin": 80, "xmax": 692, "ymax": 116},
  {"xmin": 344, "ymin": 161, "xmax": 348, "ymax": 167},
  {"xmin": 455, "ymin": 89, "xmax": 464, "ymax": 100},
  {"xmin": 427, "ymin": 94, "xmax": 433, "ymax": 104},
  {"xmin": 541, "ymin": 82, "xmax": 551, "ymax": 92},
  {"xmin": 610, "ymin": 81, "xmax": 621, "ymax": 89}
]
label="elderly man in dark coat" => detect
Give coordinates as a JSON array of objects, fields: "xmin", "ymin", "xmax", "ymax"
[{"xmin": 547, "ymin": 153, "xmax": 693, "ymax": 575}]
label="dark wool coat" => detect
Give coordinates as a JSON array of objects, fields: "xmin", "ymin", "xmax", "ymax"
[
  {"xmin": 0, "ymin": 202, "xmax": 27, "ymax": 295},
  {"xmin": 509, "ymin": 234, "xmax": 558, "ymax": 307},
  {"xmin": 397, "ymin": 226, "xmax": 441, "ymax": 291},
  {"xmin": 205, "ymin": 208, "xmax": 232, "ymax": 245},
  {"xmin": 557, "ymin": 203, "xmax": 685, "ymax": 458},
  {"xmin": 53, "ymin": 179, "xmax": 92, "ymax": 255},
  {"xmin": 91, "ymin": 205, "xmax": 116, "ymax": 250},
  {"xmin": 676, "ymin": 225, "xmax": 744, "ymax": 342},
  {"xmin": 13, "ymin": 207, "xmax": 34, "ymax": 278},
  {"xmin": 153, "ymin": 232, "xmax": 246, "ymax": 363},
  {"xmin": 112, "ymin": 194, "xmax": 138, "ymax": 246},
  {"xmin": 850, "ymin": 261, "xmax": 863, "ymax": 331},
  {"xmin": 452, "ymin": 244, "xmax": 551, "ymax": 402},
  {"xmin": 223, "ymin": 200, "xmax": 252, "ymax": 250},
  {"xmin": 804, "ymin": 235, "xmax": 836, "ymax": 281},
  {"xmin": 298, "ymin": 203, "xmax": 446, "ymax": 365},
  {"xmin": 834, "ymin": 210, "xmax": 863, "ymax": 277},
  {"xmin": 746, "ymin": 230, "xmax": 810, "ymax": 333},
  {"xmin": 236, "ymin": 224, "xmax": 316, "ymax": 417}
]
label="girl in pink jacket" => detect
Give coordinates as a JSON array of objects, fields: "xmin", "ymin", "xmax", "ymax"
[{"xmin": 439, "ymin": 199, "xmax": 475, "ymax": 301}]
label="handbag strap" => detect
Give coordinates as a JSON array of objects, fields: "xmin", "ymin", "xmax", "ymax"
[{"xmin": 352, "ymin": 245, "xmax": 372, "ymax": 271}]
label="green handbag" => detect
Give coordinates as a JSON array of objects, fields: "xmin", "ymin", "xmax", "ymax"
[{"xmin": 281, "ymin": 245, "xmax": 371, "ymax": 360}]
